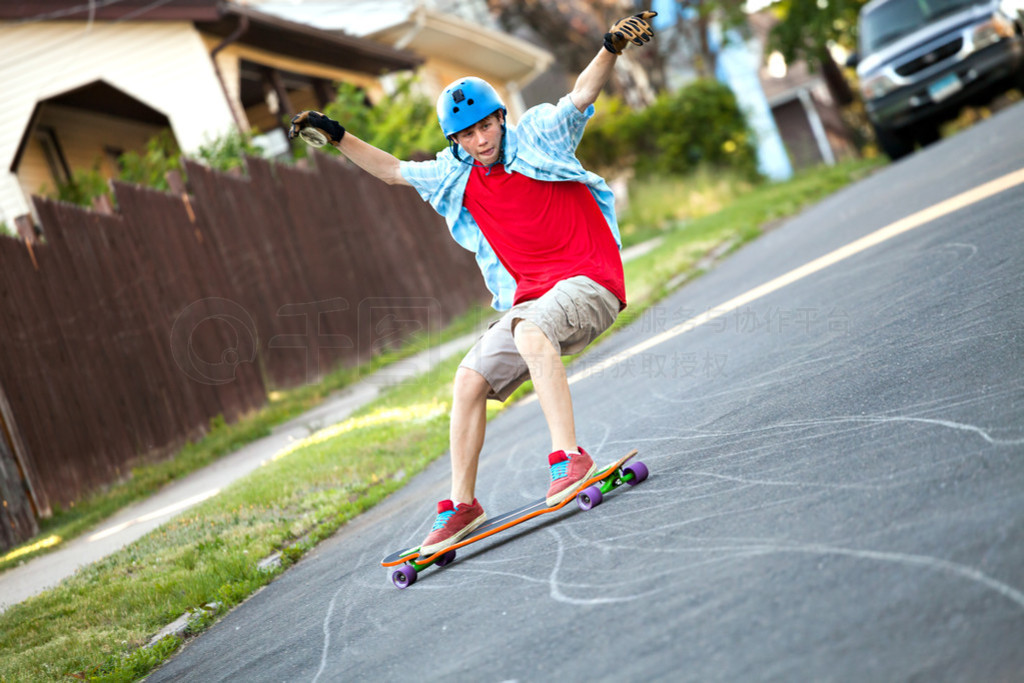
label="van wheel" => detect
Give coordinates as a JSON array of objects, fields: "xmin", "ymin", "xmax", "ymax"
[{"xmin": 872, "ymin": 122, "xmax": 915, "ymax": 160}]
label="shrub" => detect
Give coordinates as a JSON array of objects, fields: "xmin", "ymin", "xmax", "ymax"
[
  {"xmin": 196, "ymin": 129, "xmax": 263, "ymax": 173},
  {"xmin": 46, "ymin": 129, "xmax": 263, "ymax": 208},
  {"xmin": 578, "ymin": 80, "xmax": 759, "ymax": 180},
  {"xmin": 324, "ymin": 76, "xmax": 448, "ymax": 158},
  {"xmin": 637, "ymin": 80, "xmax": 758, "ymax": 178},
  {"xmin": 575, "ymin": 94, "xmax": 638, "ymax": 172},
  {"xmin": 118, "ymin": 130, "xmax": 183, "ymax": 192},
  {"xmin": 51, "ymin": 163, "xmax": 109, "ymax": 206}
]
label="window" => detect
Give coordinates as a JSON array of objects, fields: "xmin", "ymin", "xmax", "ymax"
[
  {"xmin": 35, "ymin": 126, "xmax": 71, "ymax": 186},
  {"xmin": 104, "ymin": 145, "xmax": 125, "ymax": 174}
]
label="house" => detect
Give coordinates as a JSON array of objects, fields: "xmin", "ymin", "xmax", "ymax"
[
  {"xmin": 650, "ymin": 3, "xmax": 856, "ymax": 173},
  {"xmin": 0, "ymin": 0, "xmax": 422, "ymax": 228},
  {"xmin": 748, "ymin": 10, "xmax": 858, "ymax": 170},
  {"xmin": 252, "ymin": 0, "xmax": 555, "ymax": 120}
]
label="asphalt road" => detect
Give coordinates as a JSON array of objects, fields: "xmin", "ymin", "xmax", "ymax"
[{"xmin": 148, "ymin": 102, "xmax": 1024, "ymax": 682}]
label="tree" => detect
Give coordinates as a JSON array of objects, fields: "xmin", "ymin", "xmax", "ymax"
[
  {"xmin": 767, "ymin": 0, "xmax": 868, "ymax": 104},
  {"xmin": 767, "ymin": 0, "xmax": 865, "ymax": 60},
  {"xmin": 324, "ymin": 76, "xmax": 447, "ymax": 158},
  {"xmin": 486, "ymin": 0, "xmax": 759, "ymax": 104},
  {"xmin": 662, "ymin": 0, "xmax": 749, "ymax": 79},
  {"xmin": 486, "ymin": 0, "xmax": 664, "ymax": 106}
]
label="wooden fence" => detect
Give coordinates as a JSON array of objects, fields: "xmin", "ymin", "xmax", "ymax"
[{"xmin": 0, "ymin": 153, "xmax": 488, "ymax": 547}]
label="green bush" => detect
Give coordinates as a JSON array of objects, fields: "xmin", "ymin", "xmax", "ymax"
[
  {"xmin": 324, "ymin": 76, "xmax": 448, "ymax": 158},
  {"xmin": 574, "ymin": 94, "xmax": 637, "ymax": 172},
  {"xmin": 196, "ymin": 129, "xmax": 263, "ymax": 173},
  {"xmin": 118, "ymin": 130, "xmax": 183, "ymax": 192},
  {"xmin": 51, "ymin": 162, "xmax": 109, "ymax": 206},
  {"xmin": 638, "ymin": 80, "xmax": 758, "ymax": 177},
  {"xmin": 578, "ymin": 80, "xmax": 759, "ymax": 180},
  {"xmin": 46, "ymin": 129, "xmax": 264, "ymax": 208}
]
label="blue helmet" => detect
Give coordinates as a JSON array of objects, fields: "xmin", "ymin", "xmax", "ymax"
[{"xmin": 436, "ymin": 77, "xmax": 506, "ymax": 138}]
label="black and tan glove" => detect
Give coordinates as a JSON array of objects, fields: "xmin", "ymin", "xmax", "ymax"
[
  {"xmin": 603, "ymin": 11, "xmax": 658, "ymax": 55},
  {"xmin": 288, "ymin": 111, "xmax": 346, "ymax": 148}
]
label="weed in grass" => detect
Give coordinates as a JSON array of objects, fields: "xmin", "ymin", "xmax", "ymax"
[{"xmin": 78, "ymin": 634, "xmax": 182, "ymax": 683}]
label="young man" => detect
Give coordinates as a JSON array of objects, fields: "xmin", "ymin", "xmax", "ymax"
[{"xmin": 289, "ymin": 11, "xmax": 656, "ymax": 554}]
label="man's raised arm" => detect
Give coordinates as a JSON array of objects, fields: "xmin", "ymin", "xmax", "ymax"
[{"xmin": 570, "ymin": 10, "xmax": 657, "ymax": 113}]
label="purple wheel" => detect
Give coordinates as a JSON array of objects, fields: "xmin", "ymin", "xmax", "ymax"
[
  {"xmin": 391, "ymin": 565, "xmax": 417, "ymax": 589},
  {"xmin": 435, "ymin": 550, "xmax": 457, "ymax": 567},
  {"xmin": 577, "ymin": 485, "xmax": 604, "ymax": 511},
  {"xmin": 624, "ymin": 461, "xmax": 649, "ymax": 486}
]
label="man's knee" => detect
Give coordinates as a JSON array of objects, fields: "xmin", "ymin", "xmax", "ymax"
[
  {"xmin": 512, "ymin": 319, "xmax": 555, "ymax": 356},
  {"xmin": 453, "ymin": 366, "xmax": 491, "ymax": 404}
]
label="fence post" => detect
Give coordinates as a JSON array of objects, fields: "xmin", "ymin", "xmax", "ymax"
[
  {"xmin": 0, "ymin": 383, "xmax": 43, "ymax": 550},
  {"xmin": 14, "ymin": 214, "xmax": 39, "ymax": 271}
]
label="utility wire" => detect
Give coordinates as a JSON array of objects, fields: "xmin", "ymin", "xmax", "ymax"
[{"xmin": 7, "ymin": 0, "xmax": 133, "ymax": 26}]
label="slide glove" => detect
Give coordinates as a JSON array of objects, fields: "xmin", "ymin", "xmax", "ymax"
[
  {"xmin": 603, "ymin": 11, "xmax": 658, "ymax": 55},
  {"xmin": 288, "ymin": 111, "xmax": 345, "ymax": 148}
]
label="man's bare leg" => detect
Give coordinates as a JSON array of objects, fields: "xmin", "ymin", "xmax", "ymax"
[
  {"xmin": 449, "ymin": 366, "xmax": 490, "ymax": 504},
  {"xmin": 512, "ymin": 320, "xmax": 577, "ymax": 453}
]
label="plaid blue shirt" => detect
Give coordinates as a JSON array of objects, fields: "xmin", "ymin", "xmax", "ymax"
[{"xmin": 399, "ymin": 95, "xmax": 621, "ymax": 311}]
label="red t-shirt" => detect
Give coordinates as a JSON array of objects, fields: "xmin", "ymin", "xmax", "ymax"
[{"xmin": 462, "ymin": 164, "xmax": 626, "ymax": 308}]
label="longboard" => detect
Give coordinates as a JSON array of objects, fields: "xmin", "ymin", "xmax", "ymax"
[{"xmin": 382, "ymin": 449, "xmax": 647, "ymax": 588}]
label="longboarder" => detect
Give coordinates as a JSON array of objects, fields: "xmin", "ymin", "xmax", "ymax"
[{"xmin": 289, "ymin": 10, "xmax": 658, "ymax": 557}]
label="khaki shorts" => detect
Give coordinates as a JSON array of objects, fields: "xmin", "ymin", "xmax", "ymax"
[{"xmin": 460, "ymin": 276, "xmax": 620, "ymax": 401}]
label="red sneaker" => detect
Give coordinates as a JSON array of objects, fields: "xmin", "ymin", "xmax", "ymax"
[
  {"xmin": 419, "ymin": 498, "xmax": 487, "ymax": 555},
  {"xmin": 546, "ymin": 448, "xmax": 597, "ymax": 506}
]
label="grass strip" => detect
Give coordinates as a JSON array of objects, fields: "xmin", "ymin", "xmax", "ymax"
[{"xmin": 0, "ymin": 158, "xmax": 882, "ymax": 682}]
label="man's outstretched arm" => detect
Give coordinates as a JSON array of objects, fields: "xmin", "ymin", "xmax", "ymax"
[
  {"xmin": 569, "ymin": 10, "xmax": 657, "ymax": 113},
  {"xmin": 288, "ymin": 111, "xmax": 410, "ymax": 186},
  {"xmin": 336, "ymin": 133, "xmax": 410, "ymax": 186}
]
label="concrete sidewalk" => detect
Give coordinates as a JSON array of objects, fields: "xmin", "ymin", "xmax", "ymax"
[{"xmin": 0, "ymin": 331, "xmax": 483, "ymax": 613}]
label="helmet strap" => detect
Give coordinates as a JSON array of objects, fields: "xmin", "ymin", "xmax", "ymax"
[
  {"xmin": 448, "ymin": 136, "xmax": 461, "ymax": 161},
  {"xmin": 498, "ymin": 120, "xmax": 507, "ymax": 163}
]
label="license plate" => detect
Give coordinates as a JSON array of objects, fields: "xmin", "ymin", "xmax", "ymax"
[{"xmin": 928, "ymin": 72, "xmax": 962, "ymax": 102}]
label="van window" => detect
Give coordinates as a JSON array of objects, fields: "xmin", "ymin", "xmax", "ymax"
[{"xmin": 860, "ymin": 0, "xmax": 984, "ymax": 54}]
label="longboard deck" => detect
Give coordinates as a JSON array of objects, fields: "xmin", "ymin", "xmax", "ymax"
[{"xmin": 381, "ymin": 449, "xmax": 639, "ymax": 568}]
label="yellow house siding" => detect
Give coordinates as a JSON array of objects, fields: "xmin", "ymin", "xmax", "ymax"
[{"xmin": 18, "ymin": 105, "xmax": 168, "ymax": 201}]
